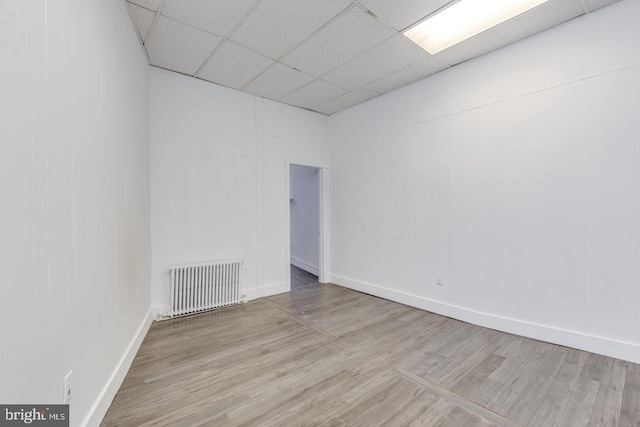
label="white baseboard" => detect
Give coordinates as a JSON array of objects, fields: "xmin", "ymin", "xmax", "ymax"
[
  {"xmin": 331, "ymin": 274, "xmax": 640, "ymax": 365},
  {"xmin": 245, "ymin": 282, "xmax": 289, "ymax": 301},
  {"xmin": 290, "ymin": 256, "xmax": 318, "ymax": 276},
  {"xmin": 82, "ymin": 307, "xmax": 155, "ymax": 427}
]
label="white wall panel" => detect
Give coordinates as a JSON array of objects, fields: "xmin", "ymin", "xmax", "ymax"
[
  {"xmin": 448, "ymin": 83, "xmax": 586, "ymax": 328},
  {"xmin": 150, "ymin": 67, "xmax": 328, "ymax": 309},
  {"xmin": 582, "ymin": 0, "xmax": 640, "ymax": 78},
  {"xmin": 329, "ymin": 136, "xmax": 381, "ymax": 284},
  {"xmin": 582, "ymin": 67, "xmax": 640, "ymax": 342},
  {"xmin": 0, "ymin": 0, "xmax": 151, "ymax": 425},
  {"xmin": 328, "ymin": 0, "xmax": 640, "ymax": 363},
  {"xmin": 150, "ymin": 69, "xmax": 256, "ymax": 308},
  {"xmin": 369, "ymin": 122, "xmax": 451, "ymax": 302}
]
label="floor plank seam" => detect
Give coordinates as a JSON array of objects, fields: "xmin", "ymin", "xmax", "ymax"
[
  {"xmin": 394, "ymin": 367, "xmax": 523, "ymax": 427},
  {"xmin": 549, "ymin": 379, "xmax": 635, "ymax": 417},
  {"xmin": 102, "ymin": 266, "xmax": 640, "ymax": 426},
  {"xmin": 263, "ymin": 297, "xmax": 339, "ymax": 340}
]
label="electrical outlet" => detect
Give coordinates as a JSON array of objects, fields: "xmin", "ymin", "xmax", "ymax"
[
  {"xmin": 63, "ymin": 371, "xmax": 72, "ymax": 404},
  {"xmin": 436, "ymin": 274, "xmax": 444, "ymax": 286},
  {"xmin": 243, "ymin": 267, "xmax": 248, "ymax": 276}
]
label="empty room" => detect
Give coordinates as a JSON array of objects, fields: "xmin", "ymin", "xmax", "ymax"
[{"xmin": 2, "ymin": 0, "xmax": 640, "ymax": 425}]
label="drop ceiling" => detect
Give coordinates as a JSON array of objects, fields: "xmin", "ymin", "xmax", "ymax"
[{"xmin": 126, "ymin": 0, "xmax": 620, "ymax": 115}]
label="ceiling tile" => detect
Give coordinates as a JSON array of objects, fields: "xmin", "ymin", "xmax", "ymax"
[
  {"xmin": 322, "ymin": 35, "xmax": 431, "ymax": 91},
  {"xmin": 243, "ymin": 63, "xmax": 314, "ymax": 100},
  {"xmin": 435, "ymin": 0, "xmax": 585, "ymax": 66},
  {"xmin": 282, "ymin": 7, "xmax": 395, "ymax": 77},
  {"xmin": 128, "ymin": 0, "xmax": 162, "ymax": 12},
  {"xmin": 162, "ymin": 0, "xmax": 259, "ymax": 37},
  {"xmin": 198, "ymin": 41, "xmax": 274, "ymax": 90},
  {"xmin": 229, "ymin": 0, "xmax": 352, "ymax": 60},
  {"xmin": 366, "ymin": 58, "xmax": 449, "ymax": 94},
  {"xmin": 359, "ymin": 0, "xmax": 451, "ymax": 31},
  {"xmin": 281, "ymin": 80, "xmax": 346, "ymax": 110},
  {"xmin": 584, "ymin": 0, "xmax": 622, "ymax": 12},
  {"xmin": 125, "ymin": 0, "xmax": 625, "ymax": 115},
  {"xmin": 128, "ymin": 3, "xmax": 156, "ymax": 43},
  {"xmin": 145, "ymin": 16, "xmax": 222, "ymax": 76},
  {"xmin": 314, "ymin": 88, "xmax": 381, "ymax": 115}
]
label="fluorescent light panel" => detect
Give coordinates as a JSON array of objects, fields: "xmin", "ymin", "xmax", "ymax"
[{"xmin": 404, "ymin": 0, "xmax": 550, "ymax": 55}]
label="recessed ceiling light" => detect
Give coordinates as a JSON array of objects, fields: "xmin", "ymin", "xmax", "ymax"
[{"xmin": 404, "ymin": 0, "xmax": 550, "ymax": 55}]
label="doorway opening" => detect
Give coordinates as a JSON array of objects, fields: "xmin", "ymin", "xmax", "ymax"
[{"xmin": 286, "ymin": 163, "xmax": 328, "ymax": 292}]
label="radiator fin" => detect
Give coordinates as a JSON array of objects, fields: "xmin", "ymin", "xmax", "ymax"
[{"xmin": 169, "ymin": 260, "xmax": 243, "ymax": 317}]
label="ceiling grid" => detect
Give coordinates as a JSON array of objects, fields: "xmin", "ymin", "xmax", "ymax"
[{"xmin": 126, "ymin": 0, "xmax": 621, "ymax": 115}]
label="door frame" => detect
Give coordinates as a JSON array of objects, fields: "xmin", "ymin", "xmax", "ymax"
[{"xmin": 285, "ymin": 160, "xmax": 330, "ymax": 290}]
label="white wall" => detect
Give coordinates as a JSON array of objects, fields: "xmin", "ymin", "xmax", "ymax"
[
  {"xmin": 0, "ymin": 1, "xmax": 151, "ymax": 426},
  {"xmin": 290, "ymin": 165, "xmax": 320, "ymax": 275},
  {"xmin": 150, "ymin": 67, "xmax": 328, "ymax": 309},
  {"xmin": 329, "ymin": 0, "xmax": 640, "ymax": 363}
]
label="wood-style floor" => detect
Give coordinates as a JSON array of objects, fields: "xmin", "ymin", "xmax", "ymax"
[{"xmin": 102, "ymin": 266, "xmax": 640, "ymax": 426}]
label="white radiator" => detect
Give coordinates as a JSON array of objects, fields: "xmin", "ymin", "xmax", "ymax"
[{"xmin": 169, "ymin": 260, "xmax": 244, "ymax": 318}]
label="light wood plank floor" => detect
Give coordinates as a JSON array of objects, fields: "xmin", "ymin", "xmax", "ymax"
[{"xmin": 102, "ymin": 266, "xmax": 640, "ymax": 426}]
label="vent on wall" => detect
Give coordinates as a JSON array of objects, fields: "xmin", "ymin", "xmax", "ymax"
[{"xmin": 169, "ymin": 260, "xmax": 244, "ymax": 318}]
